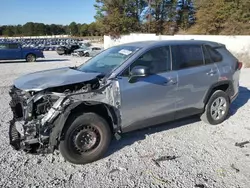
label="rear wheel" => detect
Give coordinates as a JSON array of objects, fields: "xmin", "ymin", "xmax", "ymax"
[
  {"xmin": 201, "ymin": 90, "xmax": 230, "ymax": 125},
  {"xmin": 85, "ymin": 52, "xmax": 90, "ymax": 57},
  {"xmin": 26, "ymin": 54, "xmax": 36, "ymax": 62},
  {"xmin": 59, "ymin": 112, "xmax": 111, "ymax": 164}
]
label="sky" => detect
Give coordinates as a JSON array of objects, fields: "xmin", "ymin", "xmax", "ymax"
[{"xmin": 0, "ymin": 0, "xmax": 96, "ymax": 25}]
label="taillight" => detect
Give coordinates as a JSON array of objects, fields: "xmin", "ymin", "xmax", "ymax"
[{"xmin": 237, "ymin": 61, "xmax": 243, "ymax": 70}]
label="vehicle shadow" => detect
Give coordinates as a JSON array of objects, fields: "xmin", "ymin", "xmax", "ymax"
[
  {"xmin": 37, "ymin": 59, "xmax": 69, "ymax": 63},
  {"xmin": 230, "ymin": 86, "xmax": 250, "ymax": 115},
  {"xmin": 106, "ymin": 116, "xmax": 200, "ymax": 158},
  {"xmin": 0, "ymin": 59, "xmax": 69, "ymax": 64}
]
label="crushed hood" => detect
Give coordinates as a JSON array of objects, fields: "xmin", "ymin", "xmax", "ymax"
[{"xmin": 14, "ymin": 67, "xmax": 101, "ymax": 91}]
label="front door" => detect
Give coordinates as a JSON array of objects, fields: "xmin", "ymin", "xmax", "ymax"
[
  {"xmin": 118, "ymin": 46, "xmax": 178, "ymax": 132},
  {"xmin": 171, "ymin": 44, "xmax": 219, "ymax": 119},
  {"xmin": 0, "ymin": 43, "xmax": 9, "ymax": 60}
]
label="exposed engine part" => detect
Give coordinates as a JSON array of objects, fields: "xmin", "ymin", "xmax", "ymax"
[{"xmin": 8, "ymin": 75, "xmax": 121, "ymax": 154}]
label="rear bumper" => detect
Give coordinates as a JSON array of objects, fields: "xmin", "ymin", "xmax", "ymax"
[{"xmin": 230, "ymin": 92, "xmax": 239, "ymax": 103}]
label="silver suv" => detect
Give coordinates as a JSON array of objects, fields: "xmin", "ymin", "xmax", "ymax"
[{"xmin": 9, "ymin": 40, "xmax": 242, "ymax": 164}]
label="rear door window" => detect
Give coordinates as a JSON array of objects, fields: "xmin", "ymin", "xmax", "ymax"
[{"xmin": 172, "ymin": 45, "xmax": 204, "ymax": 70}]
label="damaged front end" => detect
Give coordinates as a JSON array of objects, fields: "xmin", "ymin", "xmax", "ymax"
[
  {"xmin": 9, "ymin": 86, "xmax": 70, "ymax": 153},
  {"xmin": 8, "ymin": 77, "xmax": 121, "ymax": 154}
]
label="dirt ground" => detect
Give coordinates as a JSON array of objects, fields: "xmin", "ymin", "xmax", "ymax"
[{"xmin": 0, "ymin": 52, "xmax": 249, "ymax": 188}]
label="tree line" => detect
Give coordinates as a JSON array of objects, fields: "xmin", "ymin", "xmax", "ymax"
[
  {"xmin": 95, "ymin": 0, "xmax": 250, "ymax": 37},
  {"xmin": 0, "ymin": 22, "xmax": 102, "ymax": 37},
  {"xmin": 0, "ymin": 0, "xmax": 249, "ymax": 37}
]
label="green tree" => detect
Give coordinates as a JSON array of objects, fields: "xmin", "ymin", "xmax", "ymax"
[
  {"xmin": 69, "ymin": 22, "xmax": 79, "ymax": 36},
  {"xmin": 22, "ymin": 22, "xmax": 35, "ymax": 35},
  {"xmin": 80, "ymin": 24, "xmax": 89, "ymax": 36},
  {"xmin": 3, "ymin": 26, "xmax": 14, "ymax": 36},
  {"xmin": 189, "ymin": 0, "xmax": 250, "ymax": 34},
  {"xmin": 94, "ymin": 0, "xmax": 141, "ymax": 37}
]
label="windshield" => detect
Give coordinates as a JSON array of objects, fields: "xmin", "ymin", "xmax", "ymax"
[
  {"xmin": 77, "ymin": 45, "xmax": 140, "ymax": 74},
  {"xmin": 79, "ymin": 45, "xmax": 88, "ymax": 49}
]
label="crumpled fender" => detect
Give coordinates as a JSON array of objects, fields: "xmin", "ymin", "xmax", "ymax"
[{"xmin": 48, "ymin": 79, "xmax": 122, "ymax": 150}]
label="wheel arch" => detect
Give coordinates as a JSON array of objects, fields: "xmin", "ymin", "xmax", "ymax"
[
  {"xmin": 49, "ymin": 101, "xmax": 120, "ymax": 150},
  {"xmin": 25, "ymin": 53, "xmax": 36, "ymax": 58},
  {"xmin": 203, "ymin": 80, "xmax": 234, "ymax": 105}
]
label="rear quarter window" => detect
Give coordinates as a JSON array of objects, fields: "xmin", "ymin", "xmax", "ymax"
[{"xmin": 205, "ymin": 45, "xmax": 223, "ymax": 62}]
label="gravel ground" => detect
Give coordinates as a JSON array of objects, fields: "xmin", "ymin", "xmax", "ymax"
[{"xmin": 0, "ymin": 52, "xmax": 249, "ymax": 188}]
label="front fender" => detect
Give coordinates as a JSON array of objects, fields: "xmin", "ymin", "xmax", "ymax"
[{"xmin": 48, "ymin": 79, "xmax": 122, "ymax": 150}]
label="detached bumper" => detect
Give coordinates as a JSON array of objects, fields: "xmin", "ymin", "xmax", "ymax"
[
  {"xmin": 9, "ymin": 119, "xmax": 21, "ymax": 150},
  {"xmin": 8, "ymin": 85, "xmax": 69, "ymax": 153}
]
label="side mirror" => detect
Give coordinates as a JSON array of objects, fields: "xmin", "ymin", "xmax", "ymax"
[{"xmin": 128, "ymin": 66, "xmax": 150, "ymax": 83}]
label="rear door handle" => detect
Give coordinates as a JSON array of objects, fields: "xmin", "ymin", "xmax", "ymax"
[{"xmin": 206, "ymin": 69, "xmax": 217, "ymax": 76}]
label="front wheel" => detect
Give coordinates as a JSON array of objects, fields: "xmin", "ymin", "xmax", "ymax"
[
  {"xmin": 78, "ymin": 51, "xmax": 84, "ymax": 57},
  {"xmin": 59, "ymin": 113, "xmax": 111, "ymax": 164},
  {"xmin": 201, "ymin": 90, "xmax": 230, "ymax": 125},
  {"xmin": 26, "ymin": 54, "xmax": 36, "ymax": 62},
  {"xmin": 84, "ymin": 52, "xmax": 90, "ymax": 57}
]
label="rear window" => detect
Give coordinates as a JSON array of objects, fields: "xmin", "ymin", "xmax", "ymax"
[{"xmin": 205, "ymin": 45, "xmax": 223, "ymax": 62}]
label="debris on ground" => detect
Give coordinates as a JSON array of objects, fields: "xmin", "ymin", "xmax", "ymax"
[
  {"xmin": 145, "ymin": 170, "xmax": 169, "ymax": 185},
  {"xmin": 139, "ymin": 153, "xmax": 155, "ymax": 158},
  {"xmin": 194, "ymin": 183, "xmax": 206, "ymax": 188},
  {"xmin": 152, "ymin": 159, "xmax": 161, "ymax": 167},
  {"xmin": 235, "ymin": 141, "xmax": 250, "ymax": 148},
  {"xmin": 109, "ymin": 167, "xmax": 126, "ymax": 174},
  {"xmin": 231, "ymin": 164, "xmax": 240, "ymax": 173},
  {"xmin": 109, "ymin": 169, "xmax": 120, "ymax": 174},
  {"xmin": 152, "ymin": 155, "xmax": 179, "ymax": 167}
]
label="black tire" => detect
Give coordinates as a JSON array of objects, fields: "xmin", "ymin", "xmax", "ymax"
[
  {"xmin": 201, "ymin": 90, "xmax": 230, "ymax": 125},
  {"xmin": 59, "ymin": 112, "xmax": 111, "ymax": 164},
  {"xmin": 26, "ymin": 54, "xmax": 36, "ymax": 62},
  {"xmin": 78, "ymin": 51, "xmax": 84, "ymax": 57},
  {"xmin": 85, "ymin": 52, "xmax": 90, "ymax": 57}
]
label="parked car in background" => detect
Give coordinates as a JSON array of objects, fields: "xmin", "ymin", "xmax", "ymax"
[
  {"xmin": 72, "ymin": 46, "xmax": 103, "ymax": 57},
  {"xmin": 9, "ymin": 40, "xmax": 242, "ymax": 165},
  {"xmin": 0, "ymin": 42, "xmax": 44, "ymax": 62},
  {"xmin": 56, "ymin": 44, "xmax": 80, "ymax": 55}
]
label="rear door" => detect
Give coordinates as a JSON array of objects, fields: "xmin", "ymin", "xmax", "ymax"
[
  {"xmin": 7, "ymin": 43, "xmax": 22, "ymax": 59},
  {"xmin": 118, "ymin": 45, "xmax": 178, "ymax": 132},
  {"xmin": 172, "ymin": 44, "xmax": 219, "ymax": 118}
]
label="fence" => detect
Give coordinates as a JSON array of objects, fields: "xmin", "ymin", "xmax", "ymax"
[{"xmin": 104, "ymin": 33, "xmax": 250, "ymax": 66}]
